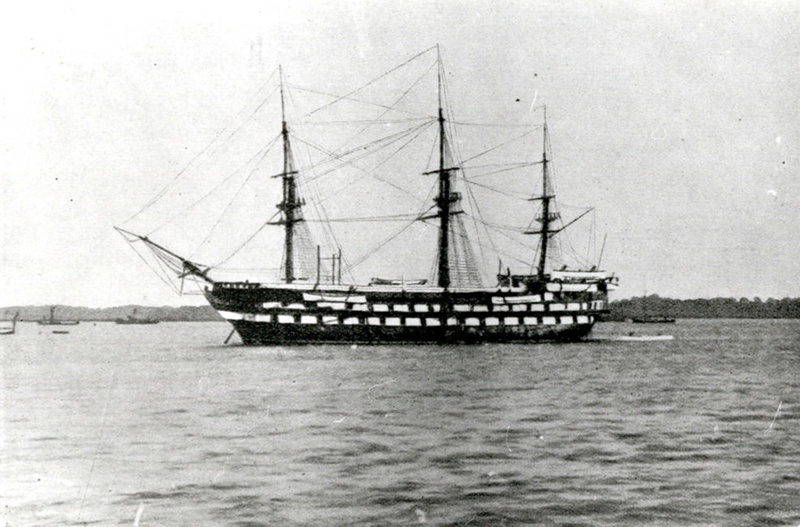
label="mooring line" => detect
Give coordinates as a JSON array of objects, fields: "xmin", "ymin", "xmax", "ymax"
[
  {"xmin": 77, "ymin": 371, "xmax": 116, "ymax": 522},
  {"xmin": 765, "ymin": 400, "xmax": 783, "ymax": 434}
]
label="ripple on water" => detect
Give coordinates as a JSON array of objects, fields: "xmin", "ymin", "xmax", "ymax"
[{"xmin": 4, "ymin": 320, "xmax": 800, "ymax": 526}]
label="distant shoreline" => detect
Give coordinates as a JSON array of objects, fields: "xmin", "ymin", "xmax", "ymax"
[
  {"xmin": 0, "ymin": 305, "xmax": 222, "ymax": 323},
  {"xmin": 605, "ymin": 296, "xmax": 800, "ymax": 321},
  {"xmin": 3, "ymin": 296, "xmax": 800, "ymax": 322}
]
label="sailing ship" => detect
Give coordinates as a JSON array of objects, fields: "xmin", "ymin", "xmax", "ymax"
[
  {"xmin": 117, "ymin": 48, "xmax": 617, "ymax": 344},
  {"xmin": 115, "ymin": 308, "xmax": 160, "ymax": 325},
  {"xmin": 0, "ymin": 312, "xmax": 19, "ymax": 335},
  {"xmin": 36, "ymin": 306, "xmax": 80, "ymax": 326}
]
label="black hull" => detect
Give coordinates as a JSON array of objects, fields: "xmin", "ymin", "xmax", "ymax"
[
  {"xmin": 204, "ymin": 280, "xmax": 610, "ymax": 346},
  {"xmin": 231, "ymin": 319, "xmax": 594, "ymax": 345}
]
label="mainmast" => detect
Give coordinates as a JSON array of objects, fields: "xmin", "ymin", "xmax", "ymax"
[
  {"xmin": 419, "ymin": 48, "xmax": 463, "ymax": 289},
  {"xmin": 432, "ymin": 48, "xmax": 460, "ymax": 289},
  {"xmin": 276, "ymin": 66, "xmax": 302, "ymax": 283},
  {"xmin": 436, "ymin": 57, "xmax": 451, "ymax": 289}
]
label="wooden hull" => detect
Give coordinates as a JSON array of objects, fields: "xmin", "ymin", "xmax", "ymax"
[
  {"xmin": 205, "ymin": 281, "xmax": 608, "ymax": 345},
  {"xmin": 230, "ymin": 319, "xmax": 592, "ymax": 345}
]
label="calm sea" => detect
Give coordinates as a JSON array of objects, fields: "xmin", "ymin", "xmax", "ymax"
[{"xmin": 1, "ymin": 319, "xmax": 799, "ymax": 526}]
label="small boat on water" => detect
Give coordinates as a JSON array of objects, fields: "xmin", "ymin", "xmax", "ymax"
[
  {"xmin": 631, "ymin": 316, "xmax": 676, "ymax": 324},
  {"xmin": 114, "ymin": 308, "xmax": 160, "ymax": 325},
  {"xmin": 595, "ymin": 334, "xmax": 674, "ymax": 342},
  {"xmin": 0, "ymin": 312, "xmax": 20, "ymax": 335},
  {"xmin": 615, "ymin": 334, "xmax": 674, "ymax": 341},
  {"xmin": 37, "ymin": 306, "xmax": 80, "ymax": 326}
]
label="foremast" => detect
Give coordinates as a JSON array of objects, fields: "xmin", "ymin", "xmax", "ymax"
[{"xmin": 117, "ymin": 68, "xmax": 310, "ymax": 290}]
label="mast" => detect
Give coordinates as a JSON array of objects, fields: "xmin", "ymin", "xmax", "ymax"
[
  {"xmin": 436, "ymin": 50, "xmax": 451, "ymax": 289},
  {"xmin": 277, "ymin": 66, "xmax": 302, "ymax": 284},
  {"xmin": 537, "ymin": 112, "xmax": 552, "ymax": 278},
  {"xmin": 417, "ymin": 48, "xmax": 466, "ymax": 288},
  {"xmin": 524, "ymin": 108, "xmax": 559, "ymax": 279}
]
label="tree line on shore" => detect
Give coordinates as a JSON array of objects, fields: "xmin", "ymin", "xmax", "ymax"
[
  {"xmin": 3, "ymin": 296, "xmax": 800, "ymax": 322},
  {"xmin": 605, "ymin": 295, "xmax": 800, "ymax": 321},
  {"xmin": 0, "ymin": 305, "xmax": 221, "ymax": 322}
]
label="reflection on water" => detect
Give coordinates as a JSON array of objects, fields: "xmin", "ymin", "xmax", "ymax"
[{"xmin": 2, "ymin": 320, "xmax": 799, "ymax": 525}]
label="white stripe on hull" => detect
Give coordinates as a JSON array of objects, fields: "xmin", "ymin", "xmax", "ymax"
[
  {"xmin": 209, "ymin": 281, "xmax": 609, "ymax": 344},
  {"xmin": 217, "ymin": 310, "xmax": 594, "ymax": 328}
]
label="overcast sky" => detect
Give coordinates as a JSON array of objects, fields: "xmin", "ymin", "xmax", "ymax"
[{"xmin": 1, "ymin": 1, "xmax": 798, "ymax": 307}]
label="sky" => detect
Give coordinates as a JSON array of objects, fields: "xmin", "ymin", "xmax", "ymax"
[{"xmin": 1, "ymin": 1, "xmax": 798, "ymax": 307}]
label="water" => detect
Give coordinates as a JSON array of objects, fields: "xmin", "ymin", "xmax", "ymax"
[{"xmin": 2, "ymin": 319, "xmax": 799, "ymax": 526}]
